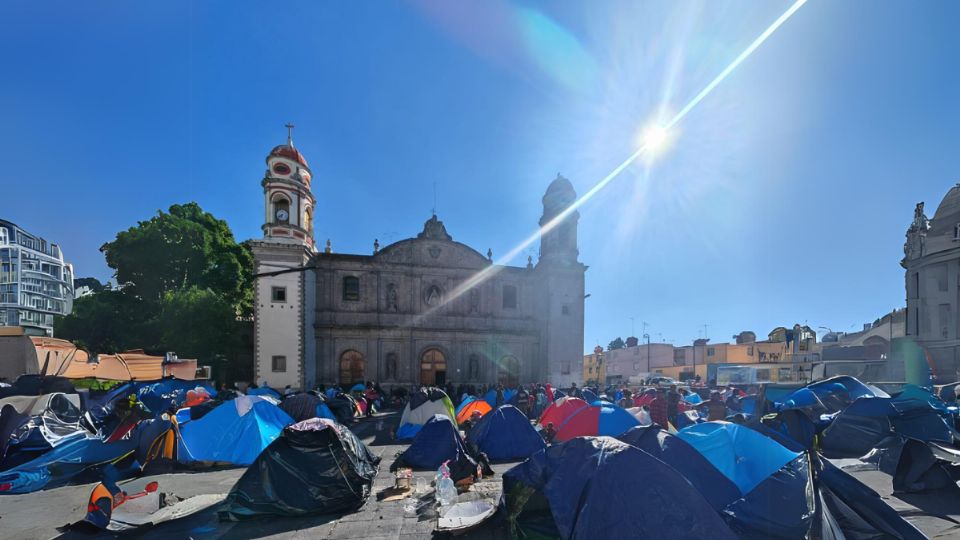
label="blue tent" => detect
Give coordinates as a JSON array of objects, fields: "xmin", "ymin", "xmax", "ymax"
[
  {"xmin": 455, "ymin": 395, "xmax": 477, "ymax": 416},
  {"xmin": 248, "ymin": 386, "xmax": 282, "ymax": 400},
  {"xmin": 617, "ymin": 425, "xmax": 739, "ymax": 512},
  {"xmin": 820, "ymin": 393, "xmax": 954, "ymax": 459},
  {"xmin": 502, "ymin": 437, "xmax": 738, "ymax": 540},
  {"xmin": 580, "ymin": 388, "xmax": 598, "ymax": 403},
  {"xmin": 392, "ymin": 415, "xmax": 477, "ymax": 481},
  {"xmin": 467, "ymin": 405, "xmax": 545, "ymax": 461},
  {"xmin": 805, "ymin": 376, "xmax": 886, "ymax": 413},
  {"xmin": 678, "ymin": 422, "xmax": 813, "ymax": 538},
  {"xmin": 179, "ymin": 396, "xmax": 293, "ymax": 465},
  {"xmin": 136, "ymin": 380, "xmax": 217, "ymax": 414},
  {"xmin": 483, "ymin": 388, "xmax": 516, "ymax": 408},
  {"xmin": 0, "ymin": 434, "xmax": 137, "ymax": 494}
]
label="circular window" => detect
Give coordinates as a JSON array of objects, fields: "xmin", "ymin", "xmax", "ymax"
[{"xmin": 272, "ymin": 162, "xmax": 291, "ymax": 175}]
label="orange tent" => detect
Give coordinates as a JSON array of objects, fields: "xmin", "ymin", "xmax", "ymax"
[{"xmin": 456, "ymin": 399, "xmax": 492, "ymax": 424}]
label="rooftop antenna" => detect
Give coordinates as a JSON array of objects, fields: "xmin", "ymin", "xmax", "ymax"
[
  {"xmin": 703, "ymin": 323, "xmax": 710, "ymax": 339},
  {"xmin": 285, "ymin": 122, "xmax": 295, "ymax": 147},
  {"xmin": 432, "ymin": 181, "xmax": 437, "ymax": 217}
]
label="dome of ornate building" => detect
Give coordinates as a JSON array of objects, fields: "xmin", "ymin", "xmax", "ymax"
[
  {"xmin": 268, "ymin": 144, "xmax": 309, "ymax": 168},
  {"xmin": 903, "ymin": 182, "xmax": 960, "ymax": 381}
]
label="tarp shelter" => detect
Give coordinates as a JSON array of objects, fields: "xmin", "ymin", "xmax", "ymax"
[
  {"xmin": 467, "ymin": 405, "xmax": 545, "ymax": 461},
  {"xmin": 0, "ymin": 393, "xmax": 82, "ymax": 453},
  {"xmin": 279, "ymin": 393, "xmax": 336, "ymax": 423},
  {"xmin": 537, "ymin": 397, "xmax": 587, "ymax": 428},
  {"xmin": 0, "ymin": 329, "xmax": 88, "ymax": 381},
  {"xmin": 397, "ymin": 387, "xmax": 455, "ymax": 440},
  {"xmin": 219, "ymin": 418, "xmax": 380, "ymax": 520},
  {"xmin": 554, "ymin": 403, "xmax": 639, "ymax": 442},
  {"xmin": 677, "ymin": 422, "xmax": 814, "ymax": 538},
  {"xmin": 580, "ymin": 388, "xmax": 598, "ymax": 403},
  {"xmin": 502, "ymin": 436, "xmax": 738, "ymax": 540},
  {"xmin": 456, "ymin": 399, "xmax": 492, "ymax": 425},
  {"xmin": 57, "ymin": 349, "xmax": 198, "ymax": 381},
  {"xmin": 392, "ymin": 414, "xmax": 477, "ymax": 482},
  {"xmin": 178, "ymin": 396, "xmax": 293, "ymax": 466}
]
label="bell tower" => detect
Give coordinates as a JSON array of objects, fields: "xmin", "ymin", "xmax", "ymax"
[
  {"xmin": 251, "ymin": 124, "xmax": 318, "ymax": 391},
  {"xmin": 538, "ymin": 174, "xmax": 579, "ymax": 265},
  {"xmin": 535, "ymin": 173, "xmax": 586, "ymax": 386},
  {"xmin": 262, "ymin": 123, "xmax": 316, "ymax": 250}
]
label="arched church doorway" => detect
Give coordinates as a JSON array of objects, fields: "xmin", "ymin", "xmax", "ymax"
[
  {"xmin": 498, "ymin": 355, "xmax": 520, "ymax": 387},
  {"xmin": 420, "ymin": 348, "xmax": 447, "ymax": 386},
  {"xmin": 339, "ymin": 350, "xmax": 365, "ymax": 386}
]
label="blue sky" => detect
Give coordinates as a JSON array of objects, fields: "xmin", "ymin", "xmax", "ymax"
[{"xmin": 2, "ymin": 1, "xmax": 958, "ymax": 351}]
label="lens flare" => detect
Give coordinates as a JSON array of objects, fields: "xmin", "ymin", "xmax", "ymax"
[{"xmin": 412, "ymin": 0, "xmax": 809, "ymax": 324}]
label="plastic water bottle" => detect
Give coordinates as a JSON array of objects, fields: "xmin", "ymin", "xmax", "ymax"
[
  {"xmin": 437, "ymin": 473, "xmax": 456, "ymax": 506},
  {"xmin": 476, "ymin": 463, "xmax": 483, "ymax": 481}
]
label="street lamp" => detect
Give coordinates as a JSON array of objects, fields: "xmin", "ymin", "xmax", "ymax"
[{"xmin": 643, "ymin": 333, "xmax": 651, "ymax": 374}]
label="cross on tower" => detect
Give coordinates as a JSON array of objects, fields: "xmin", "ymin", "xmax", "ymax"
[{"xmin": 285, "ymin": 122, "xmax": 295, "ymax": 146}]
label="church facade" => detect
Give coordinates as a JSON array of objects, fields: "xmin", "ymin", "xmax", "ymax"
[
  {"xmin": 250, "ymin": 131, "xmax": 585, "ymax": 390},
  {"xmin": 903, "ymin": 183, "xmax": 960, "ymax": 381}
]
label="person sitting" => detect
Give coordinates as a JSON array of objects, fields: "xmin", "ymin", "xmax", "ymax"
[
  {"xmin": 542, "ymin": 422, "xmax": 558, "ymax": 444},
  {"xmin": 462, "ymin": 410, "xmax": 484, "ymax": 436},
  {"xmin": 618, "ymin": 389, "xmax": 634, "ymax": 409}
]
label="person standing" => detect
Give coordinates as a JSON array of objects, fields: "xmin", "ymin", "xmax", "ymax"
[
  {"xmin": 648, "ymin": 388, "xmax": 669, "ymax": 428},
  {"xmin": 666, "ymin": 385, "xmax": 681, "ymax": 427},
  {"xmin": 697, "ymin": 391, "xmax": 728, "ymax": 421}
]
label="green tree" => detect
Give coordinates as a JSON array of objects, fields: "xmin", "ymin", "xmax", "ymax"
[
  {"xmin": 608, "ymin": 337, "xmax": 625, "ymax": 351},
  {"xmin": 101, "ymin": 203, "xmax": 253, "ymax": 314},
  {"xmin": 55, "ymin": 290, "xmax": 148, "ymax": 354},
  {"xmin": 56, "ymin": 202, "xmax": 254, "ymax": 382}
]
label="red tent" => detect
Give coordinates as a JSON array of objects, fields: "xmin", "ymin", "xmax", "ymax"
[{"xmin": 538, "ymin": 397, "xmax": 588, "ymax": 428}]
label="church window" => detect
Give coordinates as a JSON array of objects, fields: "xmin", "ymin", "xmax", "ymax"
[
  {"xmin": 562, "ymin": 304, "xmax": 570, "ymax": 315},
  {"xmin": 954, "ymin": 224, "xmax": 960, "ymax": 240},
  {"xmin": 271, "ymin": 355, "xmax": 286, "ymax": 372},
  {"xmin": 272, "ymin": 162, "xmax": 291, "ymax": 176},
  {"xmin": 385, "ymin": 352, "xmax": 398, "ymax": 380},
  {"xmin": 343, "ymin": 276, "xmax": 360, "ymax": 301},
  {"xmin": 502, "ymin": 285, "xmax": 517, "ymax": 309},
  {"xmin": 271, "ymin": 286, "xmax": 286, "ymax": 303}
]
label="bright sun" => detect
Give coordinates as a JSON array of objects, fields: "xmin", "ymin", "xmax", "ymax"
[{"xmin": 642, "ymin": 124, "xmax": 670, "ymax": 153}]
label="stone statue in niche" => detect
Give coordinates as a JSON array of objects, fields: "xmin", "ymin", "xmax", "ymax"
[
  {"xmin": 424, "ymin": 284, "xmax": 442, "ymax": 307},
  {"xmin": 469, "ymin": 288, "xmax": 480, "ymax": 314},
  {"xmin": 386, "ymin": 283, "xmax": 399, "ymax": 312}
]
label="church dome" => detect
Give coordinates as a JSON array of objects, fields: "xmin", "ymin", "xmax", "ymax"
[
  {"xmin": 542, "ymin": 173, "xmax": 576, "ymax": 212},
  {"xmin": 932, "ymin": 183, "xmax": 960, "ymax": 222},
  {"xmin": 268, "ymin": 144, "xmax": 309, "ymax": 168},
  {"xmin": 545, "ymin": 174, "xmax": 575, "ymax": 196}
]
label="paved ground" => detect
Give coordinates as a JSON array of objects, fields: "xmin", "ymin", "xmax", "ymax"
[
  {"xmin": 0, "ymin": 411, "xmax": 512, "ymax": 540},
  {"xmin": 2, "ymin": 413, "xmax": 959, "ymax": 539},
  {"xmin": 832, "ymin": 460, "xmax": 960, "ymax": 539}
]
